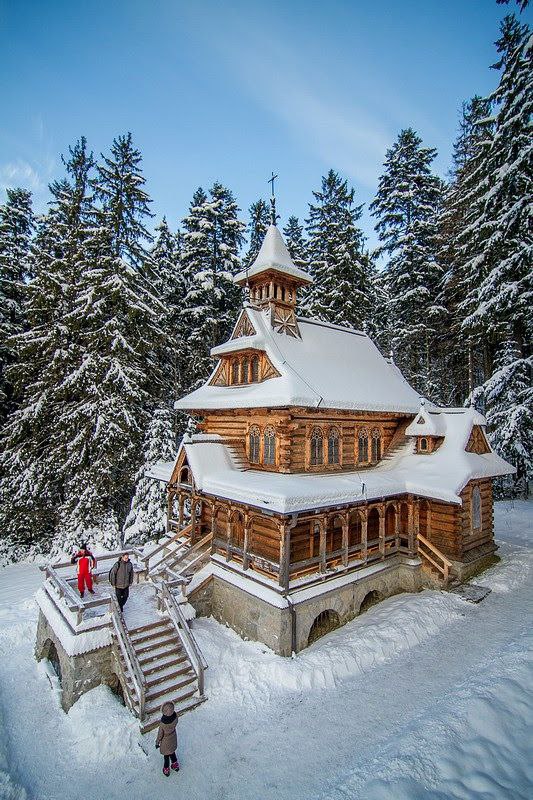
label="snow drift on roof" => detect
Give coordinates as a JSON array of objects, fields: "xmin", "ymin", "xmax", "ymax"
[
  {"xmin": 234, "ymin": 225, "xmax": 312, "ymax": 285},
  {"xmin": 176, "ymin": 307, "xmax": 426, "ymax": 414}
]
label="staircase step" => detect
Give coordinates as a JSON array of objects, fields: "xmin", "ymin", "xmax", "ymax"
[
  {"xmin": 130, "ymin": 623, "xmax": 174, "ymax": 645},
  {"xmin": 128, "ymin": 618, "xmax": 169, "ymax": 637},
  {"xmin": 134, "ymin": 631, "xmax": 181, "ymax": 656},
  {"xmin": 145, "ymin": 662, "xmax": 194, "ymax": 688},
  {"xmin": 137, "ymin": 639, "xmax": 183, "ymax": 664},
  {"xmin": 143, "ymin": 652, "xmax": 189, "ymax": 676},
  {"xmin": 140, "ymin": 694, "xmax": 207, "ymax": 734},
  {"xmin": 136, "ymin": 680, "xmax": 198, "ymax": 718}
]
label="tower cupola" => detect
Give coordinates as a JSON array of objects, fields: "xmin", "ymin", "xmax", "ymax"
[{"xmin": 234, "ymin": 225, "xmax": 312, "ymax": 337}]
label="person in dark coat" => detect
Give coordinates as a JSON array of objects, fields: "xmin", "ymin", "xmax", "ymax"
[
  {"xmin": 70, "ymin": 543, "xmax": 97, "ymax": 597},
  {"xmin": 155, "ymin": 701, "xmax": 179, "ymax": 776},
  {"xmin": 108, "ymin": 553, "xmax": 134, "ymax": 612}
]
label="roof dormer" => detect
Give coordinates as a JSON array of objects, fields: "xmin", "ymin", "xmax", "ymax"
[{"xmin": 234, "ymin": 225, "xmax": 312, "ymax": 338}]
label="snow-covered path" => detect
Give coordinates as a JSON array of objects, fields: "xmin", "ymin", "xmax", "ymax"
[{"xmin": 0, "ymin": 501, "xmax": 531, "ymax": 800}]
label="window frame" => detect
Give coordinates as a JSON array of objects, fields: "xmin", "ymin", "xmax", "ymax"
[
  {"xmin": 471, "ymin": 485, "xmax": 482, "ymax": 532},
  {"xmin": 327, "ymin": 426, "xmax": 340, "ymax": 465},
  {"xmin": 263, "ymin": 425, "xmax": 276, "ymax": 466},
  {"xmin": 310, "ymin": 427, "xmax": 324, "ymax": 466},
  {"xmin": 357, "ymin": 427, "xmax": 369, "ymax": 464},
  {"xmin": 249, "ymin": 425, "xmax": 261, "ymax": 464},
  {"xmin": 371, "ymin": 428, "xmax": 381, "ymax": 463}
]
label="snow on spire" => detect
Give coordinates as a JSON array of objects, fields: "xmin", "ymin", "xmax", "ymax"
[{"xmin": 234, "ymin": 225, "xmax": 312, "ymax": 285}]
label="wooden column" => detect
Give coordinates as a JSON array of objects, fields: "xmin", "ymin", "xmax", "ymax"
[
  {"xmin": 413, "ymin": 499, "xmax": 420, "ymax": 555},
  {"xmin": 226, "ymin": 507, "xmax": 232, "ymax": 562},
  {"xmin": 279, "ymin": 520, "xmax": 291, "ymax": 590},
  {"xmin": 209, "ymin": 502, "xmax": 217, "ymax": 553},
  {"xmin": 361, "ymin": 507, "xmax": 368, "ymax": 562},
  {"xmin": 243, "ymin": 514, "xmax": 251, "ymax": 570},
  {"xmin": 166, "ymin": 488, "xmax": 174, "ymax": 533},
  {"xmin": 342, "ymin": 515, "xmax": 349, "ymax": 567},
  {"xmin": 190, "ymin": 495, "xmax": 197, "ymax": 543},
  {"xmin": 319, "ymin": 519, "xmax": 327, "ymax": 573},
  {"xmin": 379, "ymin": 503, "xmax": 386, "ymax": 560},
  {"xmin": 407, "ymin": 497, "xmax": 415, "ymax": 554},
  {"xmin": 178, "ymin": 493, "xmax": 184, "ymax": 530},
  {"xmin": 394, "ymin": 502, "xmax": 400, "ymax": 550}
]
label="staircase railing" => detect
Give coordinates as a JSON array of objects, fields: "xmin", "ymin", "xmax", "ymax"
[
  {"xmin": 142, "ymin": 523, "xmax": 193, "ymax": 574},
  {"xmin": 162, "ymin": 531, "xmax": 213, "ymax": 576},
  {"xmin": 109, "ymin": 593, "xmax": 146, "ymax": 719},
  {"xmin": 417, "ymin": 533, "xmax": 452, "ymax": 586},
  {"xmin": 159, "ymin": 583, "xmax": 207, "ymax": 697}
]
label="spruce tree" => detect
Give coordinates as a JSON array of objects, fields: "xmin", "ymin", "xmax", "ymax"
[
  {"xmin": 181, "ymin": 183, "xmax": 245, "ymax": 389},
  {"xmin": 245, "ymin": 199, "xmax": 270, "ymax": 266},
  {"xmin": 305, "ymin": 170, "xmax": 373, "ymax": 330},
  {"xmin": 0, "ymin": 139, "xmax": 95, "ymax": 559},
  {"xmin": 461, "ymin": 16, "xmax": 532, "ymax": 365},
  {"xmin": 55, "ymin": 133, "xmax": 166, "ymax": 549},
  {"xmin": 370, "ymin": 129, "xmax": 445, "ymax": 396},
  {"xmin": 283, "ymin": 216, "xmax": 308, "ymax": 271},
  {"xmin": 123, "ymin": 406, "xmax": 176, "ymax": 544},
  {"xmin": 483, "ymin": 338, "xmax": 532, "ymax": 497},
  {"xmin": 0, "ymin": 188, "xmax": 34, "ymax": 422}
]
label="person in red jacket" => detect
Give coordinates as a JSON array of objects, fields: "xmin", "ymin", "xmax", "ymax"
[{"xmin": 71, "ymin": 543, "xmax": 97, "ymax": 597}]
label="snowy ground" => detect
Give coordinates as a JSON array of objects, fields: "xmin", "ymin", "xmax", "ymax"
[{"xmin": 0, "ymin": 500, "xmax": 531, "ymax": 800}]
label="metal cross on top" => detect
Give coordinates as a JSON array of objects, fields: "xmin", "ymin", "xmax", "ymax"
[{"xmin": 268, "ymin": 171, "xmax": 279, "ymax": 225}]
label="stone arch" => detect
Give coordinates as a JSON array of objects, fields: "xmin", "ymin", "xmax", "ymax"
[
  {"xmin": 359, "ymin": 590, "xmax": 384, "ymax": 615},
  {"xmin": 43, "ymin": 639, "xmax": 62, "ymax": 685},
  {"xmin": 307, "ymin": 609, "xmax": 341, "ymax": 646},
  {"xmin": 106, "ymin": 672, "xmax": 126, "ymax": 706}
]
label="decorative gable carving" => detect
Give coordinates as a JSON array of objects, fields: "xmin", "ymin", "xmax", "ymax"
[
  {"xmin": 211, "ymin": 360, "xmax": 230, "ymax": 386},
  {"xmin": 271, "ymin": 306, "xmax": 300, "ymax": 338},
  {"xmin": 232, "ymin": 313, "xmax": 256, "ymax": 339},
  {"xmin": 465, "ymin": 425, "xmax": 491, "ymax": 454},
  {"xmin": 208, "ymin": 351, "xmax": 281, "ymax": 387}
]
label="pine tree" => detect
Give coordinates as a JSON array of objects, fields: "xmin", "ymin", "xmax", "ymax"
[
  {"xmin": 483, "ymin": 338, "xmax": 532, "ymax": 498},
  {"xmin": 55, "ymin": 133, "xmax": 166, "ymax": 549},
  {"xmin": 0, "ymin": 188, "xmax": 34, "ymax": 422},
  {"xmin": 181, "ymin": 183, "xmax": 245, "ymax": 389},
  {"xmin": 460, "ymin": 17, "xmax": 532, "ymax": 366},
  {"xmin": 370, "ymin": 129, "xmax": 445, "ymax": 397},
  {"xmin": 245, "ymin": 199, "xmax": 270, "ymax": 266},
  {"xmin": 123, "ymin": 406, "xmax": 176, "ymax": 544},
  {"xmin": 438, "ymin": 97, "xmax": 493, "ymax": 404},
  {"xmin": 0, "ymin": 139, "xmax": 95, "ymax": 559},
  {"xmin": 283, "ymin": 216, "xmax": 308, "ymax": 271},
  {"xmin": 305, "ymin": 170, "xmax": 373, "ymax": 330}
]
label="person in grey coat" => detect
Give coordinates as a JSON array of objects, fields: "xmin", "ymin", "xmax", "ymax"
[
  {"xmin": 156, "ymin": 701, "xmax": 179, "ymax": 776},
  {"xmin": 108, "ymin": 553, "xmax": 134, "ymax": 612}
]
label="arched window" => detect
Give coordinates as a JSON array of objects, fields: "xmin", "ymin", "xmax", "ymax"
[
  {"xmin": 249, "ymin": 425, "xmax": 260, "ymax": 464},
  {"xmin": 231, "ymin": 360, "xmax": 240, "ymax": 385},
  {"xmin": 310, "ymin": 427, "xmax": 324, "ymax": 466},
  {"xmin": 358, "ymin": 428, "xmax": 369, "ymax": 463},
  {"xmin": 328, "ymin": 427, "xmax": 340, "ymax": 465},
  {"xmin": 419, "ymin": 437, "xmax": 428, "ymax": 452},
  {"xmin": 371, "ymin": 428, "xmax": 381, "ymax": 462},
  {"xmin": 263, "ymin": 426, "xmax": 276, "ymax": 465},
  {"xmin": 472, "ymin": 485, "xmax": 481, "ymax": 530},
  {"xmin": 251, "ymin": 356, "xmax": 259, "ymax": 383},
  {"xmin": 241, "ymin": 358, "xmax": 249, "ymax": 383}
]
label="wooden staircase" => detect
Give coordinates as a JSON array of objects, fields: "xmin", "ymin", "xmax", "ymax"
[
  {"xmin": 110, "ymin": 584, "xmax": 207, "ymax": 733},
  {"xmin": 417, "ymin": 533, "xmax": 454, "ymax": 587},
  {"xmin": 381, "ymin": 422, "xmax": 415, "ymax": 463}
]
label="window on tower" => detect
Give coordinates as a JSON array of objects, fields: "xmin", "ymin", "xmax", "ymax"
[{"xmin": 251, "ymin": 356, "xmax": 259, "ymax": 382}]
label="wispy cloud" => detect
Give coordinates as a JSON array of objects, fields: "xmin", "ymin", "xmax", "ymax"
[
  {"xmin": 0, "ymin": 159, "xmax": 46, "ymax": 193},
  {"xmin": 184, "ymin": 3, "xmax": 394, "ymax": 189}
]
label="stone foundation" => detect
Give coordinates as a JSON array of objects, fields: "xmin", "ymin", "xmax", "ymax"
[
  {"xmin": 188, "ymin": 557, "xmax": 424, "ymax": 656},
  {"xmin": 35, "ymin": 610, "xmax": 118, "ymax": 711},
  {"xmin": 451, "ymin": 542, "xmax": 499, "ymax": 582}
]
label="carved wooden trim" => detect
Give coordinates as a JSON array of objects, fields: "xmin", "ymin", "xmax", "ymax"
[
  {"xmin": 465, "ymin": 426, "xmax": 491, "ymax": 454},
  {"xmin": 232, "ymin": 312, "xmax": 256, "ymax": 339}
]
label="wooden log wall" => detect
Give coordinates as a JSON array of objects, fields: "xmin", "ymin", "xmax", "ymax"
[
  {"xmin": 458, "ymin": 479, "xmax": 494, "ymax": 556},
  {"xmin": 198, "ymin": 408, "xmax": 405, "ymax": 474}
]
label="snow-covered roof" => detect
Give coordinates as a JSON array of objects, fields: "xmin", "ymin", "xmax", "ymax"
[
  {"xmin": 405, "ymin": 404, "xmax": 486, "ymax": 437},
  {"xmin": 176, "ymin": 308, "xmax": 425, "ymax": 414},
  {"xmin": 234, "ymin": 225, "xmax": 312, "ymax": 286},
  {"xmin": 168, "ymin": 413, "xmax": 514, "ymax": 513},
  {"xmin": 145, "ymin": 460, "xmax": 175, "ymax": 482}
]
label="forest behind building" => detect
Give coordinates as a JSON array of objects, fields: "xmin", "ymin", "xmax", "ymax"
[{"xmin": 0, "ymin": 9, "xmax": 531, "ymax": 561}]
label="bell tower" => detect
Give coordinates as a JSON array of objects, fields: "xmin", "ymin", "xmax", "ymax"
[{"xmin": 233, "ymin": 225, "xmax": 312, "ymax": 338}]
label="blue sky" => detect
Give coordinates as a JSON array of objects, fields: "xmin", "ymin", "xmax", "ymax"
[{"xmin": 0, "ymin": 0, "xmax": 529, "ymax": 249}]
